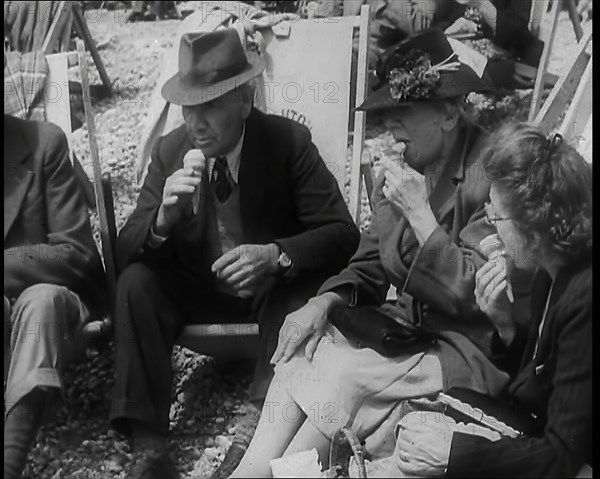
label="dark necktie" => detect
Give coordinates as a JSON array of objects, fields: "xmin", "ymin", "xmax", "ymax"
[{"xmin": 211, "ymin": 156, "xmax": 232, "ymax": 203}]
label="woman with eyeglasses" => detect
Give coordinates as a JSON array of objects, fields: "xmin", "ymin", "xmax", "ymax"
[{"xmin": 394, "ymin": 123, "xmax": 592, "ymax": 477}]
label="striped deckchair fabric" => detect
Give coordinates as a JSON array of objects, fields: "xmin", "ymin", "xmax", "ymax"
[{"xmin": 4, "ymin": 50, "xmax": 49, "ymax": 121}]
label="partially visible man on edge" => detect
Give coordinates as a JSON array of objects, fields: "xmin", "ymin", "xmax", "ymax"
[
  {"xmin": 4, "ymin": 54, "xmax": 107, "ymax": 479},
  {"xmin": 110, "ymin": 29, "xmax": 360, "ymax": 479}
]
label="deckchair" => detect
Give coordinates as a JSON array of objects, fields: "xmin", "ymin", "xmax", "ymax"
[
  {"xmin": 43, "ymin": 0, "xmax": 113, "ymax": 95},
  {"xmin": 533, "ymin": 31, "xmax": 592, "ymax": 163},
  {"xmin": 82, "ymin": 5, "xmax": 372, "ymax": 358},
  {"xmin": 528, "ymin": 0, "xmax": 585, "ymax": 122}
]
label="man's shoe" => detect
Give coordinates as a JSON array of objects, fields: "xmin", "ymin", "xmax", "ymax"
[
  {"xmin": 128, "ymin": 449, "xmax": 179, "ymax": 479},
  {"xmin": 4, "ymin": 389, "xmax": 47, "ymax": 479},
  {"xmin": 209, "ymin": 442, "xmax": 248, "ymax": 479}
]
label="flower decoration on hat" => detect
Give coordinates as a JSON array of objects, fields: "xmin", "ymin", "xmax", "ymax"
[
  {"xmin": 463, "ymin": 6, "xmax": 484, "ymax": 34},
  {"xmin": 380, "ymin": 48, "xmax": 461, "ymax": 101}
]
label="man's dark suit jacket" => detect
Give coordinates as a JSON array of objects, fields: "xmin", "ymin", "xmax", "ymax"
[
  {"xmin": 117, "ymin": 107, "xmax": 360, "ymax": 287},
  {"xmin": 447, "ymin": 258, "xmax": 592, "ymax": 477},
  {"xmin": 4, "ymin": 115, "xmax": 106, "ymax": 313}
]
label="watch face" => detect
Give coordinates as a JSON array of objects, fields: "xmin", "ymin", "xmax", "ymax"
[{"xmin": 279, "ymin": 253, "xmax": 292, "ymax": 268}]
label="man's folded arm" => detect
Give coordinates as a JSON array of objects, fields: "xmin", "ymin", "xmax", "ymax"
[
  {"xmin": 116, "ymin": 138, "xmax": 172, "ymax": 271},
  {"xmin": 273, "ymin": 135, "xmax": 360, "ymax": 279},
  {"xmin": 4, "ymin": 130, "xmax": 104, "ymax": 298}
]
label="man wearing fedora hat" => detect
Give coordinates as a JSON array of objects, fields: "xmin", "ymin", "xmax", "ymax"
[
  {"xmin": 231, "ymin": 28, "xmax": 533, "ymax": 476},
  {"xmin": 110, "ymin": 29, "xmax": 360, "ymax": 478}
]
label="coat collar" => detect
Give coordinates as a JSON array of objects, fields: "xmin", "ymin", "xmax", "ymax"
[
  {"xmin": 514, "ymin": 257, "xmax": 591, "ymax": 385},
  {"xmin": 4, "ymin": 116, "xmax": 35, "ymax": 240},
  {"xmin": 428, "ymin": 122, "xmax": 482, "ymax": 222}
]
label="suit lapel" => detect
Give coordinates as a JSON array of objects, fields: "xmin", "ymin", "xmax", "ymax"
[
  {"xmin": 428, "ymin": 173, "xmax": 457, "ymax": 224},
  {"xmin": 4, "ymin": 122, "xmax": 33, "ymax": 241},
  {"xmin": 509, "ymin": 269, "xmax": 553, "ymax": 392},
  {"xmin": 238, "ymin": 110, "xmax": 267, "ymax": 240}
]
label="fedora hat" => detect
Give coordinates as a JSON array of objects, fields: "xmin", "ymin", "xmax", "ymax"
[
  {"xmin": 162, "ymin": 29, "xmax": 266, "ymax": 106},
  {"xmin": 358, "ymin": 28, "xmax": 493, "ymax": 111}
]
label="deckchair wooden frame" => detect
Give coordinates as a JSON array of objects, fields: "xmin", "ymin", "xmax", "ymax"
[
  {"xmin": 42, "ymin": 0, "xmax": 113, "ymax": 96},
  {"xmin": 73, "ymin": 5, "xmax": 372, "ymax": 358},
  {"xmin": 75, "ymin": 40, "xmax": 118, "ymax": 314},
  {"xmin": 532, "ymin": 29, "xmax": 592, "ymax": 165},
  {"xmin": 533, "ymin": 32, "xmax": 592, "ymax": 134},
  {"xmin": 528, "ymin": 0, "xmax": 585, "ymax": 122}
]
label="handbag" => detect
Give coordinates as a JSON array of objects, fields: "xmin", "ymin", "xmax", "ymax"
[
  {"xmin": 438, "ymin": 387, "xmax": 542, "ymax": 437},
  {"xmin": 330, "ymin": 303, "xmax": 438, "ymax": 358}
]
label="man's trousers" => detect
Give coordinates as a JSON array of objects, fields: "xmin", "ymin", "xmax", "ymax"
[
  {"xmin": 4, "ymin": 284, "xmax": 89, "ymax": 417},
  {"xmin": 109, "ymin": 262, "xmax": 328, "ymax": 437}
]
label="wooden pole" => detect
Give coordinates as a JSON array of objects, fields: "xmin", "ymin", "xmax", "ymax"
[
  {"xmin": 528, "ymin": 0, "xmax": 561, "ymax": 122},
  {"xmin": 72, "ymin": 3, "xmax": 113, "ymax": 96},
  {"xmin": 565, "ymin": 0, "xmax": 584, "ymax": 41},
  {"xmin": 577, "ymin": 0, "xmax": 592, "ymax": 17},
  {"xmin": 349, "ymin": 5, "xmax": 371, "ymax": 225},
  {"xmin": 534, "ymin": 32, "xmax": 592, "ymax": 130},
  {"xmin": 42, "ymin": 1, "xmax": 70, "ymax": 54},
  {"xmin": 559, "ymin": 59, "xmax": 592, "ymax": 144},
  {"xmin": 76, "ymin": 39, "xmax": 117, "ymax": 308}
]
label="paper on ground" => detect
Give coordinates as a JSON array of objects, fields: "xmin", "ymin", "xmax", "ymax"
[{"xmin": 271, "ymin": 449, "xmax": 323, "ymax": 478}]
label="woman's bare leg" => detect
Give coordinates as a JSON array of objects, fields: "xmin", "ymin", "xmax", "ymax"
[
  {"xmin": 231, "ymin": 376, "xmax": 307, "ymax": 478},
  {"xmin": 283, "ymin": 418, "xmax": 331, "ymax": 469}
]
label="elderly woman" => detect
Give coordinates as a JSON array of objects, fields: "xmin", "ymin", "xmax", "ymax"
[
  {"xmin": 227, "ymin": 28, "xmax": 533, "ymax": 477},
  {"xmin": 395, "ymin": 124, "xmax": 592, "ymax": 477}
]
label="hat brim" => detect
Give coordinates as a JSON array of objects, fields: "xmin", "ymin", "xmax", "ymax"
[
  {"xmin": 356, "ymin": 64, "xmax": 494, "ymax": 111},
  {"xmin": 161, "ymin": 52, "xmax": 266, "ymax": 106}
]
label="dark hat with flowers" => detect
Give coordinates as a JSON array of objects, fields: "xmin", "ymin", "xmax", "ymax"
[{"xmin": 358, "ymin": 28, "xmax": 493, "ymax": 111}]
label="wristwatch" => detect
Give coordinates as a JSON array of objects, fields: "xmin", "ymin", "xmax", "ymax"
[{"xmin": 277, "ymin": 249, "xmax": 293, "ymax": 271}]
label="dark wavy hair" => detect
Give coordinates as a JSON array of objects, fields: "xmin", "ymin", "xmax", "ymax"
[{"xmin": 481, "ymin": 122, "xmax": 592, "ymax": 261}]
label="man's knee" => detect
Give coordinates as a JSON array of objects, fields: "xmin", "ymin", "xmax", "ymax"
[
  {"xmin": 12, "ymin": 284, "xmax": 73, "ymax": 320},
  {"xmin": 114, "ymin": 263, "xmax": 173, "ymax": 340},
  {"xmin": 10, "ymin": 284, "xmax": 76, "ymax": 341},
  {"xmin": 117, "ymin": 262, "xmax": 158, "ymax": 301}
]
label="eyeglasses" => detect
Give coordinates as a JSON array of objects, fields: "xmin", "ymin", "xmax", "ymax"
[{"xmin": 484, "ymin": 201, "xmax": 512, "ymax": 225}]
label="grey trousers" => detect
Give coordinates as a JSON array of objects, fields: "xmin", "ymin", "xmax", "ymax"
[{"xmin": 4, "ymin": 284, "xmax": 89, "ymax": 417}]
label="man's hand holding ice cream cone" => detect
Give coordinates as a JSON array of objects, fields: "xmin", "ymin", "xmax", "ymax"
[
  {"xmin": 154, "ymin": 149, "xmax": 205, "ymax": 237},
  {"xmin": 183, "ymin": 149, "xmax": 206, "ymax": 215}
]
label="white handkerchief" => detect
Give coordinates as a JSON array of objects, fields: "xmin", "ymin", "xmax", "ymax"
[
  {"xmin": 271, "ymin": 449, "xmax": 323, "ymax": 478},
  {"xmin": 272, "ymin": 21, "xmax": 292, "ymax": 38}
]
